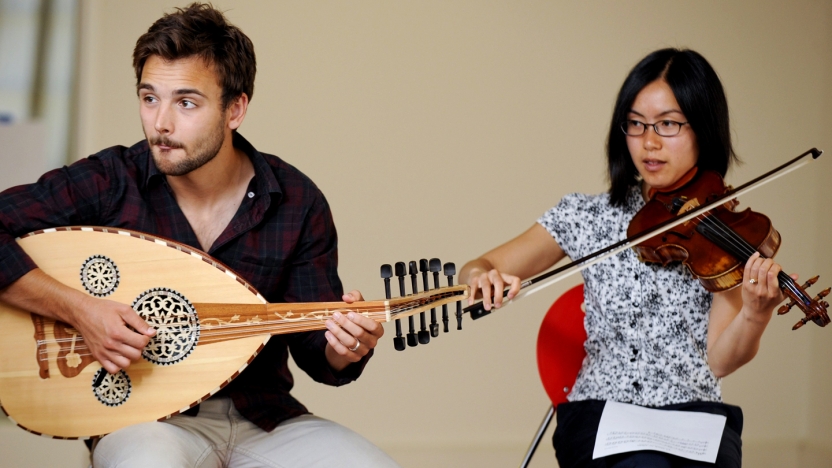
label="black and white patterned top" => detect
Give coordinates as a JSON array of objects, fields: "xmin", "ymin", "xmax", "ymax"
[{"xmin": 537, "ymin": 186, "xmax": 721, "ymax": 406}]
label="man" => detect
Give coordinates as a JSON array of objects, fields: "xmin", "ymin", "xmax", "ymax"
[{"xmin": 0, "ymin": 4, "xmax": 399, "ymax": 467}]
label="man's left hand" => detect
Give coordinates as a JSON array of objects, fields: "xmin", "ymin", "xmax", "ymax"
[{"xmin": 324, "ymin": 290, "xmax": 384, "ymax": 372}]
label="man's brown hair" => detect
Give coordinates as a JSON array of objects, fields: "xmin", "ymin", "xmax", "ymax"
[{"xmin": 133, "ymin": 3, "xmax": 256, "ymax": 108}]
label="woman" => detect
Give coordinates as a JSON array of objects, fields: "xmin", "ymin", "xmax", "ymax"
[{"xmin": 460, "ymin": 49, "xmax": 790, "ymax": 467}]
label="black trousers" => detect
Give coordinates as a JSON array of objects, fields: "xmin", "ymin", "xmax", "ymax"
[{"xmin": 553, "ymin": 400, "xmax": 743, "ymax": 468}]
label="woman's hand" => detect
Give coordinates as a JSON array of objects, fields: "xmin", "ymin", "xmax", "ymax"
[
  {"xmin": 465, "ymin": 266, "xmax": 521, "ymax": 311},
  {"xmin": 740, "ymin": 252, "xmax": 794, "ymax": 324}
]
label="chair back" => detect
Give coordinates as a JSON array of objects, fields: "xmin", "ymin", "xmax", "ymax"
[{"xmin": 536, "ymin": 283, "xmax": 587, "ymax": 406}]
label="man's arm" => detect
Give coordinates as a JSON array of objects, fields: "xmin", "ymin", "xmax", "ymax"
[
  {"xmin": 0, "ymin": 154, "xmax": 155, "ymax": 373},
  {"xmin": 0, "ymin": 269, "xmax": 156, "ymax": 374}
]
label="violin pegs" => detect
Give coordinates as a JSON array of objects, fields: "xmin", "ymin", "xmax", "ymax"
[
  {"xmin": 777, "ymin": 302, "xmax": 796, "ymax": 315},
  {"xmin": 803, "ymin": 276, "xmax": 820, "ymax": 289},
  {"xmin": 793, "ymin": 317, "xmax": 809, "ymax": 330},
  {"xmin": 815, "ymin": 287, "xmax": 831, "ymax": 300}
]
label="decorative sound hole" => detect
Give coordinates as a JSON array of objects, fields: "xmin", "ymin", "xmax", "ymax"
[
  {"xmin": 92, "ymin": 368, "xmax": 131, "ymax": 407},
  {"xmin": 132, "ymin": 288, "xmax": 199, "ymax": 365},
  {"xmin": 80, "ymin": 255, "xmax": 120, "ymax": 297}
]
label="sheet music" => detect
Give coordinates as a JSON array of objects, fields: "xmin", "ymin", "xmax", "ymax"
[{"xmin": 592, "ymin": 401, "xmax": 726, "ymax": 463}]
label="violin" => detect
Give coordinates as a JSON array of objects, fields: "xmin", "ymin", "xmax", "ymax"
[
  {"xmin": 464, "ymin": 148, "xmax": 829, "ymax": 331},
  {"xmin": 627, "ymin": 168, "xmax": 830, "ymax": 330}
]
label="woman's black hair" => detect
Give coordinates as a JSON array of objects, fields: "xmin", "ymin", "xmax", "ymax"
[{"xmin": 606, "ymin": 48, "xmax": 739, "ymax": 206}]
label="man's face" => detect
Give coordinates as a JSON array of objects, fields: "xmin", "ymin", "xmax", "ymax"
[{"xmin": 138, "ymin": 55, "xmax": 229, "ymax": 176}]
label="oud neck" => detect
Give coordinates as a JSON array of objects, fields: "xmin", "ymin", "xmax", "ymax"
[{"xmin": 192, "ymin": 301, "xmax": 390, "ymax": 342}]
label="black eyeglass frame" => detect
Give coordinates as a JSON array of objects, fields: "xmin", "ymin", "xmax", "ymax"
[{"xmin": 620, "ymin": 119, "xmax": 689, "ymax": 137}]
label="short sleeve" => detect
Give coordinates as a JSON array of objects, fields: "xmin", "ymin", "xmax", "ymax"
[{"xmin": 537, "ymin": 193, "xmax": 590, "ymax": 260}]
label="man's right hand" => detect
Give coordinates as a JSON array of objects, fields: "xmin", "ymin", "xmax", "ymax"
[
  {"xmin": 0, "ymin": 268, "xmax": 155, "ymax": 374},
  {"xmin": 70, "ymin": 295, "xmax": 156, "ymax": 374}
]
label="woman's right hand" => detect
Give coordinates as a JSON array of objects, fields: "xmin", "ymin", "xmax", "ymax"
[{"xmin": 465, "ymin": 266, "xmax": 521, "ymax": 311}]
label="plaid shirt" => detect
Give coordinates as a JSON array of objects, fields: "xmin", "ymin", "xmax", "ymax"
[{"xmin": 0, "ymin": 133, "xmax": 371, "ymax": 431}]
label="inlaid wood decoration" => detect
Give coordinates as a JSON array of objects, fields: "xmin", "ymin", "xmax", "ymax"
[{"xmin": 0, "ymin": 227, "xmax": 468, "ymax": 439}]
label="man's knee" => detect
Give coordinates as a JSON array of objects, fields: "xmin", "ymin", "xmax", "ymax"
[{"xmin": 93, "ymin": 422, "xmax": 216, "ymax": 468}]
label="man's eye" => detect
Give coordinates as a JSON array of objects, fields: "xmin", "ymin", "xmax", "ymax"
[
  {"xmin": 142, "ymin": 95, "xmax": 157, "ymax": 103},
  {"xmin": 181, "ymin": 100, "xmax": 196, "ymax": 109}
]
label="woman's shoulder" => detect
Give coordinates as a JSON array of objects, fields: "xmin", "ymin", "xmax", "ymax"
[{"xmin": 548, "ymin": 191, "xmax": 614, "ymax": 215}]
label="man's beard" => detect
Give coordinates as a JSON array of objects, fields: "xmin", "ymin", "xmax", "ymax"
[{"xmin": 148, "ymin": 116, "xmax": 226, "ymax": 176}]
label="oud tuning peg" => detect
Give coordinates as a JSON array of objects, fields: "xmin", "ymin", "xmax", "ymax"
[
  {"xmin": 407, "ymin": 261, "xmax": 420, "ymax": 347},
  {"xmin": 429, "ymin": 258, "xmax": 442, "ymax": 337},
  {"xmin": 381, "ymin": 264, "xmax": 405, "ymax": 352},
  {"xmin": 444, "ymin": 262, "xmax": 462, "ymax": 330},
  {"xmin": 417, "ymin": 259, "xmax": 431, "ymax": 344},
  {"xmin": 442, "ymin": 262, "xmax": 453, "ymax": 333},
  {"xmin": 385, "ymin": 263, "xmax": 404, "ymax": 351},
  {"xmin": 394, "ymin": 262, "xmax": 408, "ymax": 350}
]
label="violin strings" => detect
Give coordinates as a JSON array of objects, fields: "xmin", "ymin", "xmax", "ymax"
[{"xmin": 693, "ymin": 212, "xmax": 805, "ymax": 300}]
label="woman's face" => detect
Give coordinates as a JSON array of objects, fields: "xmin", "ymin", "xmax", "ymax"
[{"xmin": 626, "ymin": 79, "xmax": 698, "ymax": 196}]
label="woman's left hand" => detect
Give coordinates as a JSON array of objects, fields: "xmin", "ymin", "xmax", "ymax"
[{"xmin": 741, "ymin": 252, "xmax": 795, "ymax": 322}]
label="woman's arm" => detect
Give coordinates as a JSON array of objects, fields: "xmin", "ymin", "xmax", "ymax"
[
  {"xmin": 706, "ymin": 252, "xmax": 791, "ymax": 378},
  {"xmin": 460, "ymin": 223, "xmax": 566, "ymax": 311}
]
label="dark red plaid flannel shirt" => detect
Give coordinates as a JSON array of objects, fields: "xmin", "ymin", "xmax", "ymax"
[{"xmin": 0, "ymin": 133, "xmax": 371, "ymax": 431}]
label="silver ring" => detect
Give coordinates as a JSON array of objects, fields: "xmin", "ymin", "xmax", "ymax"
[
  {"xmin": 348, "ymin": 340, "xmax": 360, "ymax": 352},
  {"xmin": 749, "ymin": 278, "xmax": 758, "ymax": 285}
]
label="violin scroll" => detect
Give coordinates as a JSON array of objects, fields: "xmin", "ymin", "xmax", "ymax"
[{"xmin": 778, "ymin": 275, "xmax": 831, "ymax": 329}]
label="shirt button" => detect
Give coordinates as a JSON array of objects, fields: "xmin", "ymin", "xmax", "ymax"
[
  {"xmin": 247, "ymin": 192, "xmax": 255, "ymax": 198},
  {"xmin": 634, "ymin": 274, "xmax": 639, "ymax": 280},
  {"xmin": 632, "ymin": 381, "xmax": 641, "ymax": 389}
]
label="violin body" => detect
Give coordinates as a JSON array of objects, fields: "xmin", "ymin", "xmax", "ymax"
[
  {"xmin": 629, "ymin": 171, "xmax": 780, "ymax": 292},
  {"xmin": 627, "ymin": 169, "xmax": 830, "ymax": 329}
]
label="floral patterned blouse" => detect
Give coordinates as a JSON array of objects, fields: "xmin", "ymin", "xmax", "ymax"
[{"xmin": 537, "ymin": 186, "xmax": 721, "ymax": 406}]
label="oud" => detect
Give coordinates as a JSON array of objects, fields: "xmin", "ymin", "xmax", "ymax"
[{"xmin": 0, "ymin": 227, "xmax": 467, "ymax": 439}]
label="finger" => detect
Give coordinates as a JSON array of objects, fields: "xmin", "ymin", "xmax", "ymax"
[
  {"xmin": 478, "ymin": 274, "xmax": 494, "ymax": 311},
  {"xmin": 100, "ymin": 359, "xmax": 121, "ymax": 374},
  {"xmin": 324, "ymin": 330, "xmax": 351, "ymax": 355},
  {"xmin": 342, "ymin": 289, "xmax": 364, "ymax": 303},
  {"xmin": 505, "ymin": 274, "xmax": 521, "ymax": 300},
  {"xmin": 120, "ymin": 307, "xmax": 156, "ymax": 336},
  {"xmin": 334, "ymin": 312, "xmax": 378, "ymax": 349},
  {"xmin": 747, "ymin": 253, "xmax": 764, "ymax": 285},
  {"xmin": 325, "ymin": 316, "xmax": 359, "ymax": 349},
  {"xmin": 488, "ymin": 270, "xmax": 506, "ymax": 308}
]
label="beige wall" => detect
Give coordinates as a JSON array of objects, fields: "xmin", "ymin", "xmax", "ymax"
[{"xmin": 2, "ymin": 1, "xmax": 831, "ymax": 467}]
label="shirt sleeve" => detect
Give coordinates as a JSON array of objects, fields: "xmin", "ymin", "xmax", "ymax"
[
  {"xmin": 0, "ymin": 156, "xmax": 115, "ymax": 289},
  {"xmin": 537, "ymin": 192, "xmax": 592, "ymax": 260},
  {"xmin": 283, "ymin": 191, "xmax": 372, "ymax": 386}
]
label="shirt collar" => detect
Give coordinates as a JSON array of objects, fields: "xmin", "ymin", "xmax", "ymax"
[{"xmin": 143, "ymin": 133, "xmax": 283, "ymax": 200}]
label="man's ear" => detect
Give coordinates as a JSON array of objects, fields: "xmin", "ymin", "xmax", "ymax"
[{"xmin": 227, "ymin": 93, "xmax": 249, "ymax": 131}]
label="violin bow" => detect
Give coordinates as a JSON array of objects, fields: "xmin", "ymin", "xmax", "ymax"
[{"xmin": 465, "ymin": 147, "xmax": 823, "ymax": 319}]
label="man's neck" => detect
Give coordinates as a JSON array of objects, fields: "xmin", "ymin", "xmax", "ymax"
[{"xmin": 166, "ymin": 137, "xmax": 255, "ymax": 251}]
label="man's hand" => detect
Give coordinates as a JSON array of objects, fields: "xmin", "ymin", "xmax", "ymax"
[
  {"xmin": 70, "ymin": 295, "xmax": 156, "ymax": 374},
  {"xmin": 0, "ymin": 268, "xmax": 155, "ymax": 374},
  {"xmin": 323, "ymin": 289, "xmax": 384, "ymax": 372}
]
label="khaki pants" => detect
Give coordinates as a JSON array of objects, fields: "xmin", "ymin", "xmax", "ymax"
[{"xmin": 92, "ymin": 397, "xmax": 400, "ymax": 468}]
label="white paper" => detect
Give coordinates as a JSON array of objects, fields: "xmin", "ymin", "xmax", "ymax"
[{"xmin": 592, "ymin": 401, "xmax": 726, "ymax": 463}]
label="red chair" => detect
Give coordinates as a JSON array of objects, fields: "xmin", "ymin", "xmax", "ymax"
[{"xmin": 519, "ymin": 284, "xmax": 586, "ymax": 468}]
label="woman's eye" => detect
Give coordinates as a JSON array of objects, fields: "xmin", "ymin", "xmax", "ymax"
[
  {"xmin": 629, "ymin": 120, "xmax": 644, "ymax": 128},
  {"xmin": 659, "ymin": 120, "xmax": 675, "ymax": 128}
]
